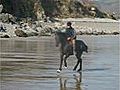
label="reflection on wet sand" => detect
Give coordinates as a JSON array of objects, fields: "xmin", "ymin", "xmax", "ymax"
[{"xmin": 59, "ymin": 72, "xmax": 82, "ymax": 90}]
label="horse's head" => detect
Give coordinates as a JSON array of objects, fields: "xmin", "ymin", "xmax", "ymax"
[{"xmin": 55, "ymin": 31, "xmax": 67, "ymax": 47}]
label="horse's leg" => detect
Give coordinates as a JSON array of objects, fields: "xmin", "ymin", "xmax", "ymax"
[
  {"xmin": 64, "ymin": 55, "xmax": 69, "ymax": 68},
  {"xmin": 73, "ymin": 53, "xmax": 82, "ymax": 71},
  {"xmin": 73, "ymin": 59, "xmax": 79, "ymax": 71},
  {"xmin": 57, "ymin": 53, "xmax": 64, "ymax": 73},
  {"xmin": 77, "ymin": 58, "xmax": 82, "ymax": 72},
  {"xmin": 73, "ymin": 54, "xmax": 80, "ymax": 71},
  {"xmin": 77, "ymin": 52, "xmax": 83, "ymax": 72}
]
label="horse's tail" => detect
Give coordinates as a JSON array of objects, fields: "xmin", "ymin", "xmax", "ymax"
[
  {"xmin": 77, "ymin": 40, "xmax": 88, "ymax": 53},
  {"xmin": 83, "ymin": 44, "xmax": 88, "ymax": 53}
]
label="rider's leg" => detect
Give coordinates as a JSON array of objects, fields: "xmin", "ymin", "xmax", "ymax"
[{"xmin": 72, "ymin": 39, "xmax": 76, "ymax": 54}]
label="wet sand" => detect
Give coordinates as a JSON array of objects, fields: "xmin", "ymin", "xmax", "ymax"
[{"xmin": 0, "ymin": 35, "xmax": 119, "ymax": 90}]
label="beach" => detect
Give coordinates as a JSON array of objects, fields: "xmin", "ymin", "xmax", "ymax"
[{"xmin": 0, "ymin": 35, "xmax": 119, "ymax": 90}]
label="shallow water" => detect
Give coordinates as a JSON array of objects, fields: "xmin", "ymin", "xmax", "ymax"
[{"xmin": 0, "ymin": 35, "xmax": 119, "ymax": 90}]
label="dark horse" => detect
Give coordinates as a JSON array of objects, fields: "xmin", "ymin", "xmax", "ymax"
[{"xmin": 55, "ymin": 31, "xmax": 88, "ymax": 73}]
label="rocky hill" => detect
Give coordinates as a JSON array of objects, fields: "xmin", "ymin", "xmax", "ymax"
[{"xmin": 0, "ymin": 0, "xmax": 116, "ymax": 20}]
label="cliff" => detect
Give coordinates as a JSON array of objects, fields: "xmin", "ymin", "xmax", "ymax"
[{"xmin": 1, "ymin": 0, "xmax": 116, "ymax": 20}]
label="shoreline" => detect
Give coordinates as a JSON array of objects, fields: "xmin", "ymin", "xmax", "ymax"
[
  {"xmin": 59, "ymin": 18, "xmax": 119, "ymax": 23},
  {"xmin": 0, "ymin": 35, "xmax": 119, "ymax": 40},
  {"xmin": 0, "ymin": 18, "xmax": 119, "ymax": 38}
]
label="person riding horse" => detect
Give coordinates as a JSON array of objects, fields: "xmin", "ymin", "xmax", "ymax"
[
  {"xmin": 65, "ymin": 22, "xmax": 76, "ymax": 55},
  {"xmin": 55, "ymin": 22, "xmax": 88, "ymax": 73}
]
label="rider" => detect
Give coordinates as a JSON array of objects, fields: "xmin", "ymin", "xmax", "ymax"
[{"xmin": 65, "ymin": 22, "xmax": 76, "ymax": 55}]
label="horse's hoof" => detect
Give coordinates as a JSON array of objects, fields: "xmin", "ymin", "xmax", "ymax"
[
  {"xmin": 64, "ymin": 66, "xmax": 67, "ymax": 69},
  {"xmin": 57, "ymin": 69, "xmax": 61, "ymax": 73},
  {"xmin": 73, "ymin": 68, "xmax": 76, "ymax": 71}
]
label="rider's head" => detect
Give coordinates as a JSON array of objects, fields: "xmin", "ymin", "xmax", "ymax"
[{"xmin": 67, "ymin": 22, "xmax": 72, "ymax": 27}]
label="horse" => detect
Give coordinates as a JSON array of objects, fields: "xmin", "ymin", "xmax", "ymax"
[{"xmin": 55, "ymin": 31, "xmax": 88, "ymax": 73}]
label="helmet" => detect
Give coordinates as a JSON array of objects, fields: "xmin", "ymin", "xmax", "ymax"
[{"xmin": 67, "ymin": 22, "xmax": 72, "ymax": 26}]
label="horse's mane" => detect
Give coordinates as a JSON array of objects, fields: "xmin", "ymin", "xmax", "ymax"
[
  {"xmin": 55, "ymin": 31, "xmax": 68, "ymax": 46},
  {"xmin": 55, "ymin": 31, "xmax": 66, "ymax": 37}
]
